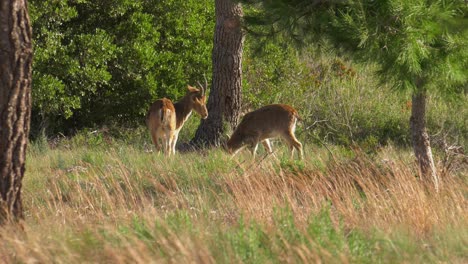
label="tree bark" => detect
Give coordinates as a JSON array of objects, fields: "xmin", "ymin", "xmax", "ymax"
[
  {"xmin": 192, "ymin": 0, "xmax": 244, "ymax": 147},
  {"xmin": 0, "ymin": 0, "xmax": 33, "ymax": 225},
  {"xmin": 410, "ymin": 90, "xmax": 439, "ymax": 191}
]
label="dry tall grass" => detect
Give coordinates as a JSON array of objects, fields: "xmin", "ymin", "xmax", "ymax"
[{"xmin": 0, "ymin": 144, "xmax": 466, "ymax": 263}]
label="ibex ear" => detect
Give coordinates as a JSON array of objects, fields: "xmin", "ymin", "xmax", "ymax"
[{"xmin": 187, "ymin": 85, "xmax": 199, "ymax": 93}]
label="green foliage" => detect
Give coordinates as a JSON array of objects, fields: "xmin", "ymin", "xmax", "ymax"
[
  {"xmin": 30, "ymin": 0, "xmax": 214, "ymax": 135},
  {"xmin": 243, "ymin": 41, "xmax": 310, "ymax": 110},
  {"xmin": 330, "ymin": 0, "xmax": 468, "ymax": 93},
  {"xmin": 243, "ymin": 40, "xmax": 412, "ymax": 147},
  {"xmin": 225, "ymin": 219, "xmax": 272, "ymax": 263},
  {"xmin": 242, "ymin": 0, "xmax": 467, "ymax": 149},
  {"xmin": 244, "ymin": 0, "xmax": 468, "ymax": 92},
  {"xmin": 29, "ymin": 0, "xmax": 467, "ymax": 150}
]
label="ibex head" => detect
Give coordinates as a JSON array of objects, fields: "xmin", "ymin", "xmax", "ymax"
[
  {"xmin": 226, "ymin": 131, "xmax": 246, "ymax": 154},
  {"xmin": 191, "ymin": 74, "xmax": 209, "ymax": 119},
  {"xmin": 187, "ymin": 85, "xmax": 208, "ymax": 119}
]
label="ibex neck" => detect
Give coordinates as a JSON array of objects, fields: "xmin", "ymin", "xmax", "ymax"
[{"xmin": 174, "ymin": 96, "xmax": 193, "ymax": 129}]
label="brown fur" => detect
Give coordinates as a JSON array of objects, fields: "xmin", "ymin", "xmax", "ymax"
[
  {"xmin": 146, "ymin": 85, "xmax": 208, "ymax": 155},
  {"xmin": 227, "ymin": 104, "xmax": 303, "ymax": 160}
]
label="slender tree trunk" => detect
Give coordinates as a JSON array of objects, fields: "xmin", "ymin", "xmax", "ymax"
[
  {"xmin": 0, "ymin": 0, "xmax": 33, "ymax": 225},
  {"xmin": 192, "ymin": 0, "xmax": 244, "ymax": 147},
  {"xmin": 410, "ymin": 90, "xmax": 439, "ymax": 191}
]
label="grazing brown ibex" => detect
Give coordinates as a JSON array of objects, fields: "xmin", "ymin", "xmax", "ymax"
[
  {"xmin": 146, "ymin": 83, "xmax": 208, "ymax": 155},
  {"xmin": 226, "ymin": 104, "xmax": 303, "ymax": 160}
]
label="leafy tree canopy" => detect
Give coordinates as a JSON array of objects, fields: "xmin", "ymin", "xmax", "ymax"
[
  {"xmin": 243, "ymin": 0, "xmax": 467, "ymax": 93},
  {"xmin": 30, "ymin": 0, "xmax": 214, "ymax": 134}
]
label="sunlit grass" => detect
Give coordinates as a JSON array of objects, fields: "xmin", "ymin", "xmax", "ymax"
[{"xmin": 1, "ymin": 138, "xmax": 466, "ymax": 263}]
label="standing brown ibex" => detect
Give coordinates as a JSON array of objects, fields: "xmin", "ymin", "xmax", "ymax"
[
  {"xmin": 226, "ymin": 104, "xmax": 303, "ymax": 160},
  {"xmin": 146, "ymin": 81, "xmax": 208, "ymax": 155}
]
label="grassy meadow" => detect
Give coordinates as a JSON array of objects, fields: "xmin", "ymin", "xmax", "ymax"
[
  {"xmin": 0, "ymin": 130, "xmax": 466, "ymax": 263},
  {"xmin": 2, "ymin": 57, "xmax": 467, "ymax": 262},
  {"xmin": 4, "ymin": 1, "xmax": 465, "ymax": 262}
]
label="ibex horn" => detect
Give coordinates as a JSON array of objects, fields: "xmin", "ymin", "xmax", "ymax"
[
  {"xmin": 196, "ymin": 73, "xmax": 208, "ymax": 96},
  {"xmin": 203, "ymin": 73, "xmax": 208, "ymax": 96},
  {"xmin": 196, "ymin": 80, "xmax": 205, "ymax": 96}
]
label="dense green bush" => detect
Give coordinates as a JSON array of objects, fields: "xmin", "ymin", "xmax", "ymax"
[
  {"xmin": 243, "ymin": 43, "xmax": 466, "ymax": 150},
  {"xmin": 30, "ymin": 0, "xmax": 466, "ymax": 150},
  {"xmin": 30, "ymin": 0, "xmax": 214, "ymax": 135}
]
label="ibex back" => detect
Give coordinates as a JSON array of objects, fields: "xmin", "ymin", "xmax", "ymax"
[
  {"xmin": 227, "ymin": 104, "xmax": 303, "ymax": 160},
  {"xmin": 146, "ymin": 85, "xmax": 208, "ymax": 155}
]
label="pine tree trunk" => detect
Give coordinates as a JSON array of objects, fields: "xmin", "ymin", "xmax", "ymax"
[
  {"xmin": 192, "ymin": 0, "xmax": 244, "ymax": 147},
  {"xmin": 0, "ymin": 0, "xmax": 33, "ymax": 225},
  {"xmin": 410, "ymin": 90, "xmax": 439, "ymax": 191}
]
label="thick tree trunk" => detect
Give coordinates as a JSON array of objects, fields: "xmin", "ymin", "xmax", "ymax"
[
  {"xmin": 192, "ymin": 0, "xmax": 244, "ymax": 147},
  {"xmin": 0, "ymin": 0, "xmax": 33, "ymax": 225},
  {"xmin": 410, "ymin": 90, "xmax": 439, "ymax": 191}
]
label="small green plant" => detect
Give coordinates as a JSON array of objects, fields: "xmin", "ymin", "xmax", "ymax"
[{"xmin": 279, "ymin": 158, "xmax": 305, "ymax": 174}]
